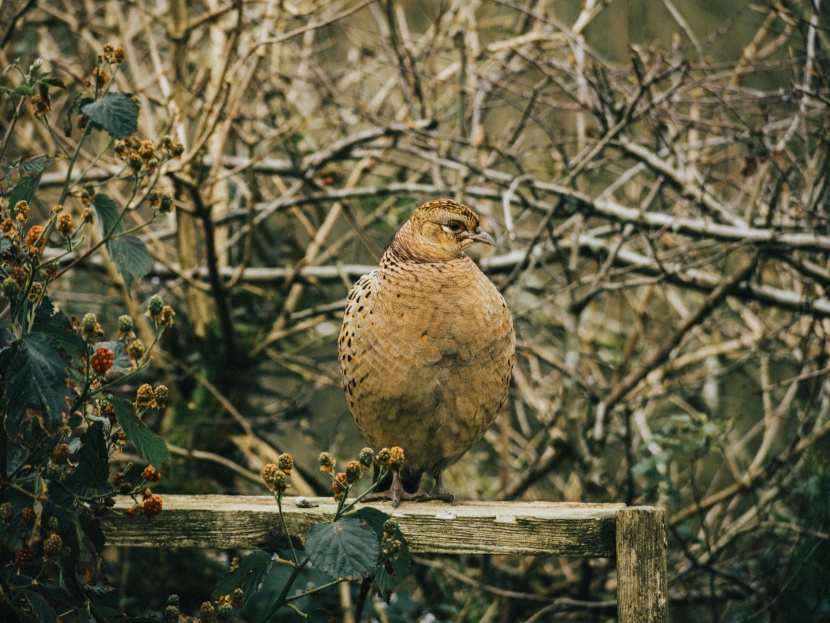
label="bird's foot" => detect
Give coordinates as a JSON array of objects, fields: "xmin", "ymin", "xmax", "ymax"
[
  {"xmin": 427, "ymin": 491, "xmax": 457, "ymax": 505},
  {"xmin": 362, "ymin": 489, "xmax": 430, "ymax": 507},
  {"xmin": 361, "ymin": 472, "xmax": 457, "ymax": 507},
  {"xmin": 362, "ymin": 472, "xmax": 430, "ymax": 507},
  {"xmin": 361, "ymin": 489, "xmax": 455, "ymax": 506},
  {"xmin": 431, "ymin": 471, "xmax": 457, "ymax": 505}
]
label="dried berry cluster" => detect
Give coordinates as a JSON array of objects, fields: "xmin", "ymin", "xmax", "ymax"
[
  {"xmin": 262, "ymin": 453, "xmax": 294, "ymax": 494},
  {"xmin": 318, "ymin": 446, "xmax": 404, "ymax": 502}
]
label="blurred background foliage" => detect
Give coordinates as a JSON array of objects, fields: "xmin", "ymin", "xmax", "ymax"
[{"xmin": 2, "ymin": 0, "xmax": 829, "ymax": 620}]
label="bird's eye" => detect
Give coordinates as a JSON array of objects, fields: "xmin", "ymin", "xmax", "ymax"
[{"xmin": 443, "ymin": 220, "xmax": 463, "ymax": 233}]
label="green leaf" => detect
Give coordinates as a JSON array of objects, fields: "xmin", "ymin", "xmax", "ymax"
[
  {"xmin": 112, "ymin": 397, "xmax": 171, "ymax": 476},
  {"xmin": 70, "ymin": 421, "xmax": 110, "ymax": 493},
  {"xmin": 349, "ymin": 507, "xmax": 411, "ymax": 599},
  {"xmin": 40, "ymin": 74, "xmax": 67, "ymax": 90},
  {"xmin": 80, "ymin": 92, "xmax": 138, "ymax": 139},
  {"xmin": 92, "ymin": 195, "xmax": 151, "ymax": 289},
  {"xmin": 6, "ymin": 169, "xmax": 44, "ymax": 205},
  {"xmin": 93, "ymin": 193, "xmax": 123, "ymax": 236},
  {"xmin": 304, "ymin": 518, "xmax": 378, "ymax": 580},
  {"xmin": 212, "ymin": 550, "xmax": 273, "ymax": 601},
  {"xmin": 26, "ymin": 589, "xmax": 58, "ymax": 623},
  {"xmin": 4, "ymin": 333, "xmax": 72, "ymax": 438},
  {"xmin": 68, "ymin": 511, "xmax": 103, "ymax": 585},
  {"xmin": 107, "ymin": 235, "xmax": 152, "ymax": 290},
  {"xmin": 33, "ymin": 321, "xmax": 86, "ymax": 364}
]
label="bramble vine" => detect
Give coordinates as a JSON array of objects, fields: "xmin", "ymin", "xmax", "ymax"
[
  {"xmin": 1, "ymin": 45, "xmax": 413, "ymax": 623},
  {"xmin": 0, "ymin": 47, "xmax": 175, "ymax": 622},
  {"xmin": 197, "ymin": 446, "xmax": 412, "ymax": 623}
]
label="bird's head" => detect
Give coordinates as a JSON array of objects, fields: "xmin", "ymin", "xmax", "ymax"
[{"xmin": 391, "ymin": 199, "xmax": 495, "ymax": 261}]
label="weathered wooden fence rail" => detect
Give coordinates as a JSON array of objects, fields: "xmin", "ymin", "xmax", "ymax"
[{"xmin": 103, "ymin": 496, "xmax": 668, "ymax": 622}]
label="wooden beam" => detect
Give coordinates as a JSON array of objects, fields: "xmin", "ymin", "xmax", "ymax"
[
  {"xmin": 103, "ymin": 495, "xmax": 624, "ymax": 556},
  {"xmin": 616, "ymin": 506, "xmax": 669, "ymax": 623}
]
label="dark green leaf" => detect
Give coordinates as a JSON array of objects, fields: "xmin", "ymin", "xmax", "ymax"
[
  {"xmin": 106, "ymin": 235, "xmax": 152, "ymax": 290},
  {"xmin": 32, "ymin": 295, "xmax": 57, "ymax": 325},
  {"xmin": 349, "ymin": 507, "xmax": 411, "ymax": 599},
  {"xmin": 70, "ymin": 422, "xmax": 110, "ymax": 493},
  {"xmin": 80, "ymin": 92, "xmax": 138, "ymax": 139},
  {"xmin": 93, "ymin": 193, "xmax": 123, "ymax": 236},
  {"xmin": 347, "ymin": 507, "xmax": 390, "ymax": 536},
  {"xmin": 26, "ymin": 589, "xmax": 58, "ymax": 623},
  {"xmin": 89, "ymin": 603, "xmax": 119, "ymax": 623},
  {"xmin": 212, "ymin": 550, "xmax": 273, "ymax": 601},
  {"xmin": 7, "ymin": 169, "xmax": 43, "ymax": 205},
  {"xmin": 68, "ymin": 510, "xmax": 103, "ymax": 585},
  {"xmin": 305, "ymin": 518, "xmax": 378, "ymax": 580},
  {"xmin": 34, "ymin": 320, "xmax": 86, "ymax": 364},
  {"xmin": 4, "ymin": 333, "xmax": 72, "ymax": 438},
  {"xmin": 112, "ymin": 398, "xmax": 171, "ymax": 476},
  {"xmin": 40, "ymin": 74, "xmax": 67, "ymax": 90}
]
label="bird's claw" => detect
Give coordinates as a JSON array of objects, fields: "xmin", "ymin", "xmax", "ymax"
[
  {"xmin": 362, "ymin": 489, "xmax": 430, "ymax": 507},
  {"xmin": 361, "ymin": 489, "xmax": 456, "ymax": 507},
  {"xmin": 428, "ymin": 492, "xmax": 457, "ymax": 506}
]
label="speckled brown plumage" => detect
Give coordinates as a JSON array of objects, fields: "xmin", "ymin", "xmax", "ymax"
[{"xmin": 338, "ymin": 199, "xmax": 515, "ymax": 506}]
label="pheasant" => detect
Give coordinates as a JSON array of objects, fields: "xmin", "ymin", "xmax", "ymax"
[{"xmin": 338, "ymin": 198, "xmax": 515, "ymax": 506}]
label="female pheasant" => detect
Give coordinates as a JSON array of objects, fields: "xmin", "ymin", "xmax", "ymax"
[{"xmin": 338, "ymin": 199, "xmax": 515, "ymax": 506}]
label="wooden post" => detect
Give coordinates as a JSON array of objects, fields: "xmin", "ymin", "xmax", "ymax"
[
  {"xmin": 616, "ymin": 506, "xmax": 668, "ymax": 623},
  {"xmin": 102, "ymin": 497, "xmax": 670, "ymax": 616},
  {"xmin": 103, "ymin": 496, "xmax": 622, "ymax": 556}
]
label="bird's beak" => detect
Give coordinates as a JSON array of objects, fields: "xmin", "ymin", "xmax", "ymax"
[{"xmin": 467, "ymin": 229, "xmax": 496, "ymax": 246}]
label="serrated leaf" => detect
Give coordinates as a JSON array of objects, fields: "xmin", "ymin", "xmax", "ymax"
[
  {"xmin": 305, "ymin": 518, "xmax": 378, "ymax": 580},
  {"xmin": 33, "ymin": 319, "xmax": 86, "ymax": 364},
  {"xmin": 80, "ymin": 92, "xmax": 138, "ymax": 139},
  {"xmin": 106, "ymin": 235, "xmax": 152, "ymax": 290},
  {"xmin": 212, "ymin": 550, "xmax": 273, "ymax": 601},
  {"xmin": 111, "ymin": 398, "xmax": 171, "ymax": 477},
  {"xmin": 349, "ymin": 507, "xmax": 411, "ymax": 599},
  {"xmin": 93, "ymin": 195, "xmax": 151, "ymax": 289},
  {"xmin": 32, "ymin": 295, "xmax": 57, "ymax": 325},
  {"xmin": 4, "ymin": 333, "xmax": 72, "ymax": 438},
  {"xmin": 93, "ymin": 194, "xmax": 123, "ymax": 236}
]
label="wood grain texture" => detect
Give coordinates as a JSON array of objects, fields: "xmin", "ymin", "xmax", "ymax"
[
  {"xmin": 102, "ymin": 496, "xmax": 623, "ymax": 556},
  {"xmin": 616, "ymin": 506, "xmax": 669, "ymax": 623}
]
